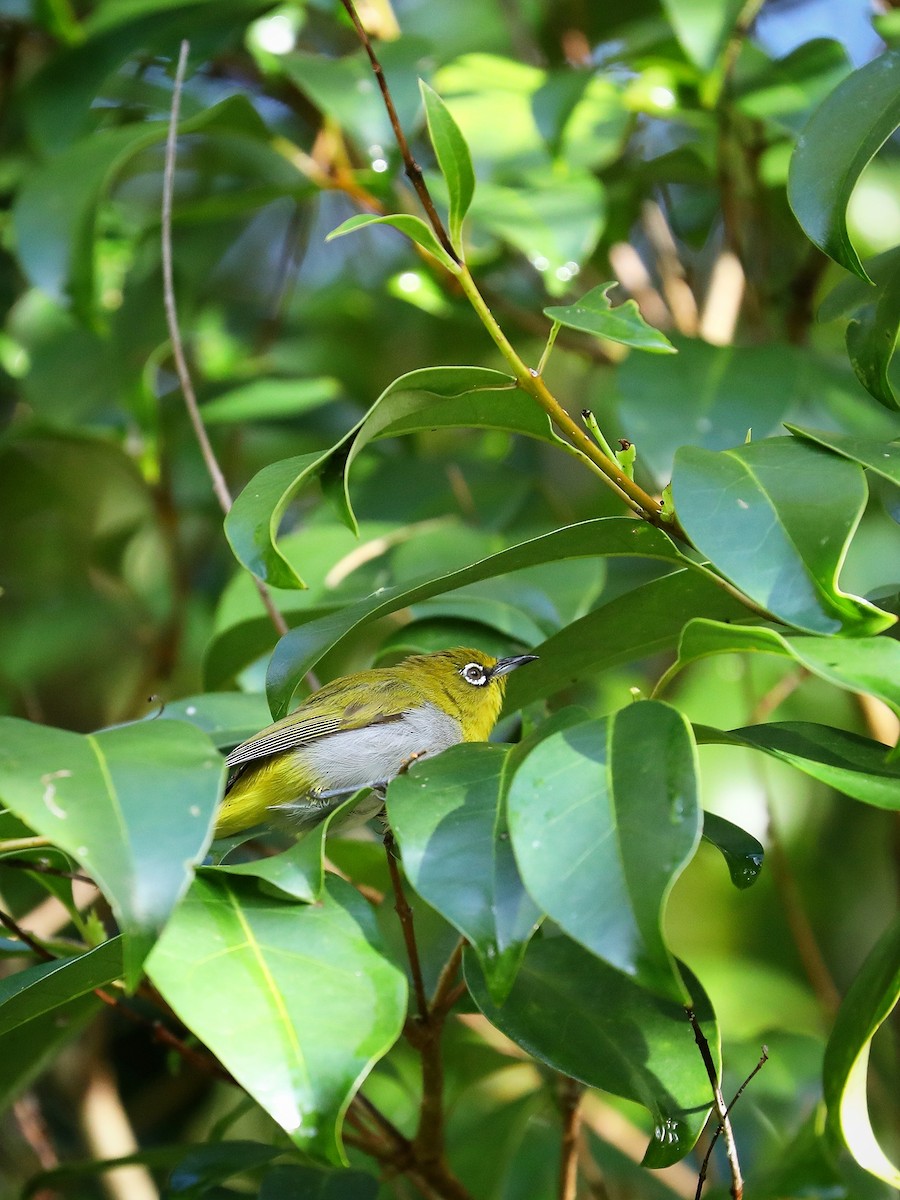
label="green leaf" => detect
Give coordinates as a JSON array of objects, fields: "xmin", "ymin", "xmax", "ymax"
[
  {"xmin": 617, "ymin": 338, "xmax": 801, "ymax": 484},
  {"xmin": 267, "ymin": 519, "xmax": 688, "ymax": 718},
  {"xmin": 698, "ymin": 722, "xmax": 900, "ymax": 810},
  {"xmin": 671, "ymin": 438, "xmax": 893, "ymax": 634},
  {"xmin": 701, "ymin": 811, "xmax": 764, "ymax": 889},
  {"xmin": 657, "ymin": 619, "xmax": 900, "ymax": 721},
  {"xmin": 420, "ymin": 80, "xmax": 475, "ymax": 254},
  {"xmin": 823, "ymin": 915, "xmax": 900, "ymax": 1186},
  {"xmin": 466, "ymin": 937, "xmax": 717, "ymax": 1167},
  {"xmin": 148, "ymin": 874, "xmax": 406, "ymax": 1165},
  {"xmin": 507, "ymin": 703, "xmax": 700, "ymax": 1003},
  {"xmin": 470, "ymin": 172, "xmax": 605, "ymax": 294},
  {"xmin": 0, "ymin": 718, "xmax": 223, "ymax": 987},
  {"xmin": 159, "ymin": 693, "xmax": 273, "ymax": 751},
  {"xmin": 544, "ymin": 284, "xmax": 675, "ymax": 353},
  {"xmin": 788, "ymin": 48, "xmax": 900, "ymax": 280},
  {"xmin": 201, "ymin": 378, "xmax": 342, "ymax": 425},
  {"xmin": 786, "ymin": 425, "xmax": 900, "ymax": 485},
  {"xmin": 168, "ymin": 1141, "xmax": 282, "ymax": 1197},
  {"xmin": 224, "ymin": 367, "xmax": 519, "ymax": 587},
  {"xmin": 387, "ymin": 743, "xmax": 541, "ymax": 1003},
  {"xmin": 259, "ymin": 1163, "xmax": 379, "ymax": 1200},
  {"xmin": 0, "ymin": 939, "xmax": 123, "ymax": 1036},
  {"xmin": 326, "ymin": 214, "xmax": 458, "ymax": 273},
  {"xmin": 505, "ymin": 567, "xmax": 752, "ymax": 712},
  {"xmin": 661, "ymin": 0, "xmax": 745, "ymax": 72},
  {"xmin": 0, "ymin": 994, "xmax": 98, "ymax": 1113}
]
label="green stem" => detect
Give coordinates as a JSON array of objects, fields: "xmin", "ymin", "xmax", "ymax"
[
  {"xmin": 455, "ymin": 266, "xmax": 675, "ymax": 528},
  {"xmin": 0, "ymin": 836, "xmax": 52, "ymax": 853}
]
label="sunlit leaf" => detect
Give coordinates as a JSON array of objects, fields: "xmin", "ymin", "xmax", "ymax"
[
  {"xmin": 327, "ymin": 214, "xmax": 458, "ymax": 272},
  {"xmin": 148, "ymin": 874, "xmax": 406, "ymax": 1164},
  {"xmin": 823, "ymin": 915, "xmax": 900, "ymax": 1187},
  {"xmin": 0, "ymin": 939, "xmax": 123, "ymax": 1035},
  {"xmin": 786, "ymin": 425, "xmax": 900, "ymax": 485},
  {"xmin": 544, "ymin": 283, "xmax": 675, "ymax": 353},
  {"xmin": 0, "ymin": 718, "xmax": 223, "ymax": 987},
  {"xmin": 420, "ymin": 80, "xmax": 475, "ymax": 254},
  {"xmin": 788, "ymin": 48, "xmax": 900, "ymax": 280}
]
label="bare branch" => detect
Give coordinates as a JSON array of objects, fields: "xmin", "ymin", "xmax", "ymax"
[{"xmin": 687, "ymin": 1008, "xmax": 743, "ymax": 1200}]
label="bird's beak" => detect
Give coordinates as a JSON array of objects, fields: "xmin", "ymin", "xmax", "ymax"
[{"xmin": 490, "ymin": 654, "xmax": 538, "ymax": 679}]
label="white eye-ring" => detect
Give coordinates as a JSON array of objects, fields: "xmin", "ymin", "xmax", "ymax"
[{"xmin": 461, "ymin": 662, "xmax": 489, "ymax": 686}]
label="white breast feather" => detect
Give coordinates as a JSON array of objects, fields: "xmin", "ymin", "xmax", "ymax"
[{"xmin": 296, "ymin": 702, "xmax": 463, "ymax": 793}]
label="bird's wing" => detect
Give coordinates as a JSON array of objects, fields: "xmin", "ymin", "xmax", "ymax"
[{"xmin": 224, "ymin": 678, "xmax": 420, "ymax": 771}]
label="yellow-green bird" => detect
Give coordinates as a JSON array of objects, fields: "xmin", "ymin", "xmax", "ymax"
[{"xmin": 215, "ymin": 647, "xmax": 537, "ymax": 838}]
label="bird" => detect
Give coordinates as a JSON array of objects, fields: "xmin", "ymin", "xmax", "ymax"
[{"xmin": 214, "ymin": 647, "xmax": 538, "ymax": 838}]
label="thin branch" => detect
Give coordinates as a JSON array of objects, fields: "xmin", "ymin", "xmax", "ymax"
[
  {"xmin": 383, "ymin": 829, "xmax": 429, "ymax": 1022},
  {"xmin": 557, "ymin": 1076, "xmax": 584, "ymax": 1200},
  {"xmin": 1, "ymin": 856, "xmax": 93, "ymax": 885},
  {"xmin": 336, "ymin": 0, "xmax": 459, "ymax": 264},
  {"xmin": 0, "ymin": 906, "xmax": 55, "ymax": 960},
  {"xmin": 687, "ymin": 1008, "xmax": 743, "ymax": 1200},
  {"xmin": 161, "ymin": 40, "xmax": 289, "ymax": 641},
  {"xmin": 696, "ymin": 1047, "xmax": 768, "ymax": 1200}
]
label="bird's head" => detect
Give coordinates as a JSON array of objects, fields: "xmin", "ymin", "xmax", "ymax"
[{"xmin": 401, "ymin": 647, "xmax": 538, "ymax": 741}]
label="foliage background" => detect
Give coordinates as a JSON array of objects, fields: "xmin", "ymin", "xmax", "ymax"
[{"xmin": 0, "ymin": 0, "xmax": 898, "ymax": 1198}]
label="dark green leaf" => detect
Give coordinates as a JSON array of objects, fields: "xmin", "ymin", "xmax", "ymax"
[
  {"xmin": 788, "ymin": 48, "xmax": 900, "ymax": 280},
  {"xmin": 259, "ymin": 1163, "xmax": 378, "ymax": 1200},
  {"xmin": 267, "ymin": 519, "xmax": 688, "ymax": 718},
  {"xmin": 420, "ymin": 81, "xmax": 475, "ymax": 254},
  {"xmin": 504, "ymin": 567, "xmax": 751, "ymax": 712},
  {"xmin": 387, "ymin": 743, "xmax": 541, "ymax": 1003},
  {"xmin": 507, "ymin": 703, "xmax": 699, "ymax": 1003},
  {"xmin": 148, "ymin": 874, "xmax": 406, "ymax": 1164},
  {"xmin": 466, "ymin": 937, "xmax": 717, "ymax": 1167},
  {"xmin": 0, "ymin": 718, "xmax": 223, "ymax": 987},
  {"xmin": 672, "ymin": 439, "xmax": 892, "ymax": 634},
  {"xmin": 544, "ymin": 283, "xmax": 675, "ymax": 353},
  {"xmin": 0, "ymin": 939, "xmax": 122, "ymax": 1035},
  {"xmin": 701, "ymin": 811, "xmax": 764, "ymax": 889},
  {"xmin": 823, "ymin": 914, "xmax": 900, "ymax": 1186},
  {"xmin": 0, "ymin": 994, "xmax": 98, "ymax": 1113},
  {"xmin": 169, "ymin": 1141, "xmax": 282, "ymax": 1197},
  {"xmin": 698, "ymin": 722, "xmax": 900, "ymax": 809}
]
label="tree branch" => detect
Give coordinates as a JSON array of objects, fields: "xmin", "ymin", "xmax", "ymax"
[
  {"xmin": 695, "ymin": 1047, "xmax": 768, "ymax": 1200},
  {"xmin": 687, "ymin": 1008, "xmax": 743, "ymax": 1200},
  {"xmin": 558, "ymin": 1076, "xmax": 584, "ymax": 1200},
  {"xmin": 161, "ymin": 40, "xmax": 289, "ymax": 642}
]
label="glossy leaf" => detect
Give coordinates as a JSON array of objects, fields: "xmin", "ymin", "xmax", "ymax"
[
  {"xmin": 672, "ymin": 438, "xmax": 892, "ymax": 634},
  {"xmin": 466, "ymin": 937, "xmax": 717, "ymax": 1167},
  {"xmin": 159, "ymin": 693, "xmax": 273, "ymax": 751},
  {"xmin": 387, "ymin": 743, "xmax": 541, "ymax": 1003},
  {"xmin": 507, "ymin": 703, "xmax": 700, "ymax": 1003},
  {"xmin": 786, "ymin": 425, "xmax": 900, "ymax": 486},
  {"xmin": 148, "ymin": 874, "xmax": 406, "ymax": 1164},
  {"xmin": 544, "ymin": 283, "xmax": 675, "ymax": 353},
  {"xmin": 505, "ymin": 567, "xmax": 750, "ymax": 712},
  {"xmin": 168, "ymin": 1141, "xmax": 281, "ymax": 1196},
  {"xmin": 267, "ymin": 519, "xmax": 688, "ymax": 717},
  {"xmin": 0, "ymin": 939, "xmax": 123, "ymax": 1036},
  {"xmin": 420, "ymin": 80, "xmax": 475, "ymax": 254},
  {"xmin": 788, "ymin": 48, "xmax": 900, "ymax": 280},
  {"xmin": 657, "ymin": 619, "xmax": 900, "ymax": 720},
  {"xmin": 698, "ymin": 722, "xmax": 900, "ymax": 809},
  {"xmin": 701, "ymin": 811, "xmax": 764, "ymax": 889},
  {"xmin": 823, "ymin": 915, "xmax": 900, "ymax": 1186},
  {"xmin": 224, "ymin": 367, "xmax": 518, "ymax": 587},
  {"xmin": 326, "ymin": 214, "xmax": 458, "ymax": 272},
  {"xmin": 0, "ymin": 717, "xmax": 223, "ymax": 987}
]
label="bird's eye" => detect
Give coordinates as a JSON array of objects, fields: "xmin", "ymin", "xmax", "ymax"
[{"xmin": 461, "ymin": 662, "xmax": 488, "ymax": 686}]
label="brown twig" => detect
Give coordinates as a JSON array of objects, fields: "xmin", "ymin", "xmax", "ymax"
[
  {"xmin": 0, "ymin": 856, "xmax": 93, "ymax": 885},
  {"xmin": 687, "ymin": 1008, "xmax": 743, "ymax": 1200},
  {"xmin": 161, "ymin": 40, "xmax": 288, "ymax": 642},
  {"xmin": 336, "ymin": 0, "xmax": 459, "ymax": 264},
  {"xmin": 383, "ymin": 828, "xmax": 429, "ymax": 1022},
  {"xmin": 695, "ymin": 1047, "xmax": 768, "ymax": 1200},
  {"xmin": 558, "ymin": 1076, "xmax": 584, "ymax": 1200}
]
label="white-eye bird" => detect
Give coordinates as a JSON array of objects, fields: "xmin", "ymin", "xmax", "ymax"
[{"xmin": 215, "ymin": 647, "xmax": 537, "ymax": 837}]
